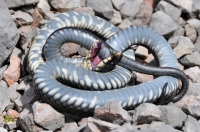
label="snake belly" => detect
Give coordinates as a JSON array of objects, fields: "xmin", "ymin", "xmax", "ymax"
[{"xmin": 28, "ymin": 11, "xmax": 180, "ymax": 112}]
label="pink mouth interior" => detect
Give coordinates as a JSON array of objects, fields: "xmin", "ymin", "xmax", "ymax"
[{"xmin": 90, "ymin": 43, "xmax": 105, "ymax": 70}]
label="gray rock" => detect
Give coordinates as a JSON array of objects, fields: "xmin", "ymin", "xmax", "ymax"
[
  {"xmin": 165, "ymin": 0, "xmax": 193, "ymax": 13},
  {"xmin": 149, "ymin": 11, "xmax": 178, "ymax": 37},
  {"xmin": 12, "ymin": 10, "xmax": 33, "ymax": 27},
  {"xmin": 155, "ymin": 1, "xmax": 181, "ymax": 21},
  {"xmin": 78, "ymin": 47, "xmax": 89, "ymax": 57},
  {"xmin": 131, "ymin": 19, "xmax": 143, "ymax": 26},
  {"xmin": 86, "ymin": 0, "xmax": 114, "ymax": 20},
  {"xmin": 111, "ymin": 0, "xmax": 125, "ymax": 11},
  {"xmin": 176, "ymin": 17, "xmax": 186, "ymax": 27},
  {"xmin": 172, "ymin": 26, "xmax": 185, "ymax": 37},
  {"xmin": 118, "ymin": 19, "xmax": 131, "ymax": 30},
  {"xmin": 83, "ymin": 117, "xmax": 120, "ymax": 132},
  {"xmin": 194, "ymin": 36, "xmax": 200, "ymax": 51},
  {"xmin": 185, "ymin": 24, "xmax": 197, "ymax": 43},
  {"xmin": 159, "ymin": 103, "xmax": 187, "ymax": 128},
  {"xmin": 187, "ymin": 19, "xmax": 200, "ymax": 34},
  {"xmin": 186, "ymin": 83, "xmax": 200, "ymax": 96},
  {"xmin": 182, "ymin": 115, "xmax": 200, "ymax": 132},
  {"xmin": 192, "ymin": 0, "xmax": 200, "ymax": 13},
  {"xmin": 61, "ymin": 43, "xmax": 81, "ymax": 57},
  {"xmin": 184, "ymin": 66, "xmax": 200, "ymax": 83},
  {"xmin": 111, "ymin": 123, "xmax": 135, "ymax": 132},
  {"xmin": 44, "ymin": 11, "xmax": 55, "ymax": 20},
  {"xmin": 168, "ymin": 36, "xmax": 179, "ymax": 48},
  {"xmin": 0, "ymin": 0, "xmax": 19, "ymax": 67},
  {"xmin": 178, "ymin": 62, "xmax": 184, "ymax": 71},
  {"xmin": 21, "ymin": 5, "xmax": 35, "ymax": 15},
  {"xmin": 135, "ymin": 46, "xmax": 148, "ymax": 59},
  {"xmin": 4, "ymin": 0, "xmax": 39, "ymax": 9},
  {"xmin": 32, "ymin": 102, "xmax": 65, "ymax": 131},
  {"xmin": 0, "ymin": 127, "xmax": 8, "ymax": 132},
  {"xmin": 58, "ymin": 118, "xmax": 78, "ymax": 132},
  {"xmin": 179, "ymin": 51, "xmax": 200, "ymax": 67},
  {"xmin": 120, "ymin": 0, "xmax": 143, "ymax": 19},
  {"xmin": 133, "ymin": 103, "xmax": 162, "ymax": 124},
  {"xmin": 94, "ymin": 101, "xmax": 129, "ymax": 125},
  {"xmin": 4, "ymin": 120, "xmax": 19, "ymax": 130},
  {"xmin": 173, "ymin": 36, "xmax": 195, "ymax": 59},
  {"xmin": 109, "ymin": 10, "xmax": 122, "ymax": 25},
  {"xmin": 148, "ymin": 122, "xmax": 181, "ymax": 132},
  {"xmin": 0, "ymin": 85, "xmax": 9, "ymax": 114},
  {"xmin": 74, "ymin": 7, "xmax": 95, "ymax": 15},
  {"xmin": 0, "ymin": 65, "xmax": 8, "ymax": 80},
  {"xmin": 7, "ymin": 82, "xmax": 20, "ymax": 102}
]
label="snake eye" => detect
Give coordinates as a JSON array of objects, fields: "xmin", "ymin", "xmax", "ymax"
[{"xmin": 109, "ymin": 62, "xmax": 114, "ymax": 67}]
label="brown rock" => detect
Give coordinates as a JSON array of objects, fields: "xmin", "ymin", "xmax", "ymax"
[
  {"xmin": 59, "ymin": 118, "xmax": 78, "ymax": 132},
  {"xmin": 84, "ymin": 117, "xmax": 120, "ymax": 132},
  {"xmin": 12, "ymin": 10, "xmax": 33, "ymax": 27},
  {"xmin": 32, "ymin": 102, "xmax": 65, "ymax": 131},
  {"xmin": 135, "ymin": 46, "xmax": 148, "ymax": 59},
  {"xmin": 44, "ymin": 11, "xmax": 55, "ymax": 21},
  {"xmin": 61, "ymin": 43, "xmax": 80, "ymax": 57},
  {"xmin": 184, "ymin": 66, "xmax": 200, "ymax": 83},
  {"xmin": 118, "ymin": 19, "xmax": 131, "ymax": 30},
  {"xmin": 94, "ymin": 101, "xmax": 129, "ymax": 125},
  {"xmin": 111, "ymin": 0, "xmax": 125, "ymax": 11},
  {"xmin": 51, "ymin": 0, "xmax": 81, "ymax": 12},
  {"xmin": 7, "ymin": 109, "xmax": 19, "ymax": 119},
  {"xmin": 144, "ymin": 54, "xmax": 158, "ymax": 67},
  {"xmin": 74, "ymin": 7, "xmax": 95, "ymax": 15},
  {"xmin": 31, "ymin": 8, "xmax": 43, "ymax": 29},
  {"xmin": 109, "ymin": 10, "xmax": 122, "ymax": 25},
  {"xmin": 78, "ymin": 118, "xmax": 88, "ymax": 127},
  {"xmin": 172, "ymin": 26, "xmax": 185, "ymax": 37},
  {"xmin": 134, "ymin": 72, "xmax": 154, "ymax": 83},
  {"xmin": 3, "ymin": 55, "xmax": 21, "ymax": 86},
  {"xmin": 185, "ymin": 24, "xmax": 197, "ymax": 43},
  {"xmin": 36, "ymin": 0, "xmax": 50, "ymax": 15}
]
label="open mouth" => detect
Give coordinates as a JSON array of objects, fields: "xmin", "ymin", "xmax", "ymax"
[{"xmin": 90, "ymin": 41, "xmax": 105, "ymax": 70}]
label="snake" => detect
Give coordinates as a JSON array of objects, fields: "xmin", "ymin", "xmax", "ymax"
[{"xmin": 28, "ymin": 11, "xmax": 188, "ymax": 113}]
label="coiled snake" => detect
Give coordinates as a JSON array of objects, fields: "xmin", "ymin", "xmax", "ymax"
[{"xmin": 28, "ymin": 11, "xmax": 188, "ymax": 113}]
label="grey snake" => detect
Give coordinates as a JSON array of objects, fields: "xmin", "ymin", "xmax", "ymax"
[{"xmin": 28, "ymin": 11, "xmax": 188, "ymax": 113}]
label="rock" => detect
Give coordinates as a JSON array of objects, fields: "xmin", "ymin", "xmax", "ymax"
[
  {"xmin": 39, "ymin": 19, "xmax": 48, "ymax": 26},
  {"xmin": 58, "ymin": 118, "xmax": 78, "ymax": 132},
  {"xmin": 17, "ymin": 75, "xmax": 32, "ymax": 91},
  {"xmin": 111, "ymin": 123, "xmax": 134, "ymax": 132},
  {"xmin": 132, "ymin": 103, "xmax": 162, "ymax": 124},
  {"xmin": 187, "ymin": 19, "xmax": 200, "ymax": 34},
  {"xmin": 135, "ymin": 0, "xmax": 154, "ymax": 25},
  {"xmin": 135, "ymin": 46, "xmax": 148, "ymax": 59},
  {"xmin": 165, "ymin": 0, "xmax": 193, "ymax": 13},
  {"xmin": 21, "ymin": 5, "xmax": 35, "ymax": 15},
  {"xmin": 176, "ymin": 95, "xmax": 200, "ymax": 118},
  {"xmin": 43, "ymin": 11, "xmax": 55, "ymax": 21},
  {"xmin": 32, "ymin": 102, "xmax": 65, "ymax": 131},
  {"xmin": 168, "ymin": 36, "xmax": 179, "ymax": 48},
  {"xmin": 83, "ymin": 117, "xmax": 120, "ymax": 132},
  {"xmin": 155, "ymin": 1, "xmax": 181, "ymax": 21},
  {"xmin": 148, "ymin": 122, "xmax": 181, "ymax": 132},
  {"xmin": 0, "ymin": 0, "xmax": 19, "ymax": 67},
  {"xmin": 0, "ymin": 127, "xmax": 8, "ymax": 132},
  {"xmin": 78, "ymin": 47, "xmax": 89, "ymax": 57},
  {"xmin": 74, "ymin": 7, "xmax": 95, "ymax": 15},
  {"xmin": 109, "ymin": 10, "xmax": 122, "ymax": 25},
  {"xmin": 132, "ymin": 124, "xmax": 150, "ymax": 131},
  {"xmin": 94, "ymin": 101, "xmax": 129, "ymax": 125},
  {"xmin": 78, "ymin": 118, "xmax": 88, "ymax": 127},
  {"xmin": 12, "ymin": 10, "xmax": 33, "ymax": 27},
  {"xmin": 111, "ymin": 0, "xmax": 125, "ymax": 11},
  {"xmin": 7, "ymin": 109, "xmax": 20, "ymax": 119},
  {"xmin": 194, "ymin": 36, "xmax": 200, "ymax": 51},
  {"xmin": 61, "ymin": 43, "xmax": 81, "ymax": 57},
  {"xmin": 36, "ymin": 0, "xmax": 50, "ymax": 15},
  {"xmin": 176, "ymin": 17, "xmax": 186, "ymax": 27},
  {"xmin": 184, "ymin": 66, "xmax": 200, "ymax": 83},
  {"xmin": 0, "ymin": 85, "xmax": 9, "ymax": 115},
  {"xmin": 192, "ymin": 0, "xmax": 200, "ymax": 13},
  {"xmin": 0, "ymin": 65, "xmax": 8, "ymax": 80},
  {"xmin": 173, "ymin": 36, "xmax": 195, "ymax": 59},
  {"xmin": 144, "ymin": 54, "xmax": 158, "ymax": 67},
  {"xmin": 185, "ymin": 83, "xmax": 200, "ymax": 96},
  {"xmin": 120, "ymin": 0, "xmax": 143, "ymax": 19},
  {"xmin": 172, "ymin": 26, "xmax": 185, "ymax": 37},
  {"xmin": 7, "ymin": 82, "xmax": 20, "ymax": 101},
  {"xmin": 178, "ymin": 62, "xmax": 184, "ymax": 71},
  {"xmin": 4, "ymin": 120, "xmax": 19, "ymax": 131},
  {"xmin": 179, "ymin": 51, "xmax": 200, "ymax": 67},
  {"xmin": 134, "ymin": 72, "xmax": 154, "ymax": 83},
  {"xmin": 12, "ymin": 47, "xmax": 23, "ymax": 59},
  {"xmin": 159, "ymin": 103, "xmax": 187, "ymax": 128},
  {"xmin": 86, "ymin": 0, "xmax": 114, "ymax": 20},
  {"xmin": 185, "ymin": 24, "xmax": 197, "ymax": 43},
  {"xmin": 4, "ymin": 0, "xmax": 39, "ymax": 9},
  {"xmin": 149, "ymin": 11, "xmax": 178, "ymax": 37},
  {"xmin": 118, "ymin": 19, "xmax": 131, "ymax": 30},
  {"xmin": 182, "ymin": 115, "xmax": 200, "ymax": 132},
  {"xmin": 32, "ymin": 8, "xmax": 43, "ymax": 29},
  {"xmin": 3, "ymin": 55, "xmax": 21, "ymax": 86}
]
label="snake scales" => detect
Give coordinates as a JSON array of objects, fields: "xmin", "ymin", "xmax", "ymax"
[{"xmin": 28, "ymin": 11, "xmax": 188, "ymax": 113}]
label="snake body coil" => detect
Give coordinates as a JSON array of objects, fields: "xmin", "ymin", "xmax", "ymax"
[{"xmin": 28, "ymin": 12, "xmax": 188, "ymax": 113}]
